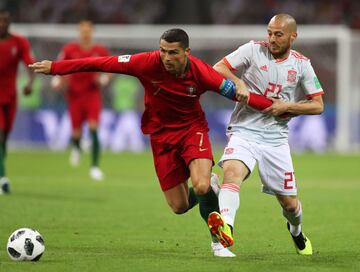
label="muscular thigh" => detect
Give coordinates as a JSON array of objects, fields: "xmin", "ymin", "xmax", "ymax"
[{"xmin": 223, "ymin": 160, "xmax": 249, "ymax": 185}]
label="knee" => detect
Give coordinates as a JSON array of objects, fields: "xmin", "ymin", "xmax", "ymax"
[
  {"xmin": 281, "ymin": 200, "xmax": 298, "ymax": 213},
  {"xmin": 169, "ymin": 202, "xmax": 188, "ymax": 214},
  {"xmin": 192, "ymin": 181, "xmax": 210, "ymax": 196},
  {"xmin": 223, "ymin": 165, "xmax": 247, "ymax": 184}
]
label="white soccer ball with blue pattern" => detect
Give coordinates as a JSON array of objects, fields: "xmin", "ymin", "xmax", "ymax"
[{"xmin": 7, "ymin": 228, "xmax": 45, "ymax": 261}]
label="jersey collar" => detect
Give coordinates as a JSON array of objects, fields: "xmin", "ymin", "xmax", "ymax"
[
  {"xmin": 272, "ymin": 51, "xmax": 291, "ymax": 63},
  {"xmin": 180, "ymin": 57, "xmax": 191, "ymax": 78}
]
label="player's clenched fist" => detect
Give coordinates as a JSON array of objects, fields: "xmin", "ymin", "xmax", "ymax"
[{"xmin": 28, "ymin": 60, "xmax": 52, "ymax": 74}]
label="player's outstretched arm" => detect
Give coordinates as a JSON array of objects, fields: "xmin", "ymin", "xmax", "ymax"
[
  {"xmin": 29, "ymin": 60, "xmax": 52, "ymax": 74},
  {"xmin": 30, "ymin": 56, "xmax": 132, "ymax": 76}
]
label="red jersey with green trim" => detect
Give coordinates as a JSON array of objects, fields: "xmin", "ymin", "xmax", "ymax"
[
  {"xmin": 51, "ymin": 51, "xmax": 226, "ymax": 139},
  {"xmin": 58, "ymin": 42, "xmax": 109, "ymax": 98},
  {"xmin": 0, "ymin": 34, "xmax": 34, "ymax": 103}
]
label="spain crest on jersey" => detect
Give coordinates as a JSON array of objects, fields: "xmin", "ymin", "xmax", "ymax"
[{"xmin": 287, "ymin": 70, "xmax": 297, "ymax": 84}]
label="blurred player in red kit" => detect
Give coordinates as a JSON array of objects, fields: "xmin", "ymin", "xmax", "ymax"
[
  {"xmin": 0, "ymin": 9, "xmax": 35, "ymax": 194},
  {"xmin": 52, "ymin": 20, "xmax": 111, "ymax": 181},
  {"xmin": 30, "ymin": 28, "xmax": 275, "ymax": 257}
]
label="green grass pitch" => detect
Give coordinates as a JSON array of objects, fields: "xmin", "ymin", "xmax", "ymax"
[{"xmin": 0, "ymin": 150, "xmax": 359, "ymax": 271}]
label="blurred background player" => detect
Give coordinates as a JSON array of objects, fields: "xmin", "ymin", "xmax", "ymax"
[
  {"xmin": 0, "ymin": 9, "xmax": 34, "ymax": 194},
  {"xmin": 51, "ymin": 20, "xmax": 111, "ymax": 181},
  {"xmin": 29, "ymin": 28, "xmax": 275, "ymax": 257},
  {"xmin": 208, "ymin": 14, "xmax": 324, "ymax": 255}
]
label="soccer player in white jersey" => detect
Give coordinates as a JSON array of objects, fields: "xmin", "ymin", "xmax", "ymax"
[{"xmin": 207, "ymin": 14, "xmax": 324, "ymax": 255}]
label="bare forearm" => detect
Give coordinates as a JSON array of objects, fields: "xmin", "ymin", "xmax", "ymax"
[
  {"xmin": 286, "ymin": 100, "xmax": 324, "ymax": 115},
  {"xmin": 213, "ymin": 61, "xmax": 242, "ymax": 85}
]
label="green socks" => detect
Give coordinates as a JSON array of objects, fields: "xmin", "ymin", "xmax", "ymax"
[
  {"xmin": 187, "ymin": 187, "xmax": 199, "ymax": 211},
  {"xmin": 0, "ymin": 143, "xmax": 5, "ymax": 177},
  {"xmin": 71, "ymin": 137, "xmax": 81, "ymax": 150},
  {"xmin": 196, "ymin": 188, "xmax": 220, "ymax": 242},
  {"xmin": 90, "ymin": 129, "xmax": 100, "ymax": 167}
]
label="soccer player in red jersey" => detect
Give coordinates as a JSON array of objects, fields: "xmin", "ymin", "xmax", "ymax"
[
  {"xmin": 0, "ymin": 10, "xmax": 35, "ymax": 194},
  {"xmin": 52, "ymin": 20, "xmax": 110, "ymax": 181},
  {"xmin": 30, "ymin": 28, "xmax": 274, "ymax": 257}
]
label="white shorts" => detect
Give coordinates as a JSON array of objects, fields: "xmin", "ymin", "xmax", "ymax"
[{"xmin": 219, "ymin": 135, "xmax": 297, "ymax": 196}]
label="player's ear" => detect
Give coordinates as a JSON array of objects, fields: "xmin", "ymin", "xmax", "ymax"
[
  {"xmin": 185, "ymin": 47, "xmax": 191, "ymax": 56},
  {"xmin": 290, "ymin": 32, "xmax": 297, "ymax": 43}
]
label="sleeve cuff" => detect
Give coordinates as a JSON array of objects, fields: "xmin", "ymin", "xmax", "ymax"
[
  {"xmin": 50, "ymin": 61, "xmax": 56, "ymax": 74},
  {"xmin": 307, "ymin": 91, "xmax": 324, "ymax": 99},
  {"xmin": 223, "ymin": 58, "xmax": 237, "ymax": 72}
]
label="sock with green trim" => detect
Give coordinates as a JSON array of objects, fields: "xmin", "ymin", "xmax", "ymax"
[
  {"xmin": 196, "ymin": 188, "xmax": 220, "ymax": 242},
  {"xmin": 0, "ymin": 143, "xmax": 5, "ymax": 177},
  {"xmin": 90, "ymin": 129, "xmax": 100, "ymax": 167},
  {"xmin": 71, "ymin": 137, "xmax": 81, "ymax": 151},
  {"xmin": 187, "ymin": 187, "xmax": 199, "ymax": 211}
]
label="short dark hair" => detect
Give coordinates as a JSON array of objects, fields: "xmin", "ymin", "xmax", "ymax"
[{"xmin": 160, "ymin": 28, "xmax": 189, "ymax": 49}]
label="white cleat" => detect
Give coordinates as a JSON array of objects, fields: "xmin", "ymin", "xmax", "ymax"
[
  {"xmin": 69, "ymin": 148, "xmax": 81, "ymax": 167},
  {"xmin": 0, "ymin": 177, "xmax": 11, "ymax": 194},
  {"xmin": 211, "ymin": 242, "xmax": 236, "ymax": 257},
  {"xmin": 90, "ymin": 167, "xmax": 104, "ymax": 181},
  {"xmin": 210, "ymin": 173, "xmax": 220, "ymax": 196}
]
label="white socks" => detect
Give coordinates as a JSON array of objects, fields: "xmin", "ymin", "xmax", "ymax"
[
  {"xmin": 219, "ymin": 183, "xmax": 240, "ymax": 227},
  {"xmin": 283, "ymin": 201, "xmax": 302, "ymax": 236}
]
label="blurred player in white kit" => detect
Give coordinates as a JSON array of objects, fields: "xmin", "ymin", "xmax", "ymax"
[{"xmin": 208, "ymin": 14, "xmax": 324, "ymax": 255}]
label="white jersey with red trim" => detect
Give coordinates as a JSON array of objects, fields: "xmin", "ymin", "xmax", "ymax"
[{"xmin": 224, "ymin": 40, "xmax": 324, "ymax": 145}]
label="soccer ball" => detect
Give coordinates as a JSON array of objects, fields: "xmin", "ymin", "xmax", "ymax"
[{"xmin": 6, "ymin": 228, "xmax": 45, "ymax": 261}]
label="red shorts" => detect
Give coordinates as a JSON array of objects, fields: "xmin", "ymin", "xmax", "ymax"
[
  {"xmin": 0, "ymin": 98, "xmax": 17, "ymax": 133},
  {"xmin": 150, "ymin": 129, "xmax": 213, "ymax": 191},
  {"xmin": 67, "ymin": 91, "xmax": 101, "ymax": 130}
]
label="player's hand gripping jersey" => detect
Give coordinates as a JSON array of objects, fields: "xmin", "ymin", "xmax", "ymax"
[{"xmin": 223, "ymin": 40, "xmax": 324, "ymax": 145}]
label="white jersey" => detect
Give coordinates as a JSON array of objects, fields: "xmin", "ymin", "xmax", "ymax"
[{"xmin": 224, "ymin": 40, "xmax": 324, "ymax": 145}]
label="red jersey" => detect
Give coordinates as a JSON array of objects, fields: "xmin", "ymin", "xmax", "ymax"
[
  {"xmin": 0, "ymin": 34, "xmax": 34, "ymax": 104},
  {"xmin": 58, "ymin": 43, "xmax": 109, "ymax": 98},
  {"xmin": 51, "ymin": 51, "xmax": 227, "ymax": 141}
]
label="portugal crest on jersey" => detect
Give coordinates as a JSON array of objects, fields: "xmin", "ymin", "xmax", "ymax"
[
  {"xmin": 287, "ymin": 70, "xmax": 297, "ymax": 84},
  {"xmin": 187, "ymin": 85, "xmax": 197, "ymax": 97},
  {"xmin": 11, "ymin": 46, "xmax": 17, "ymax": 56}
]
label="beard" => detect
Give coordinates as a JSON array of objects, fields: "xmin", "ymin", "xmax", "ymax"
[{"xmin": 270, "ymin": 42, "xmax": 291, "ymax": 59}]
